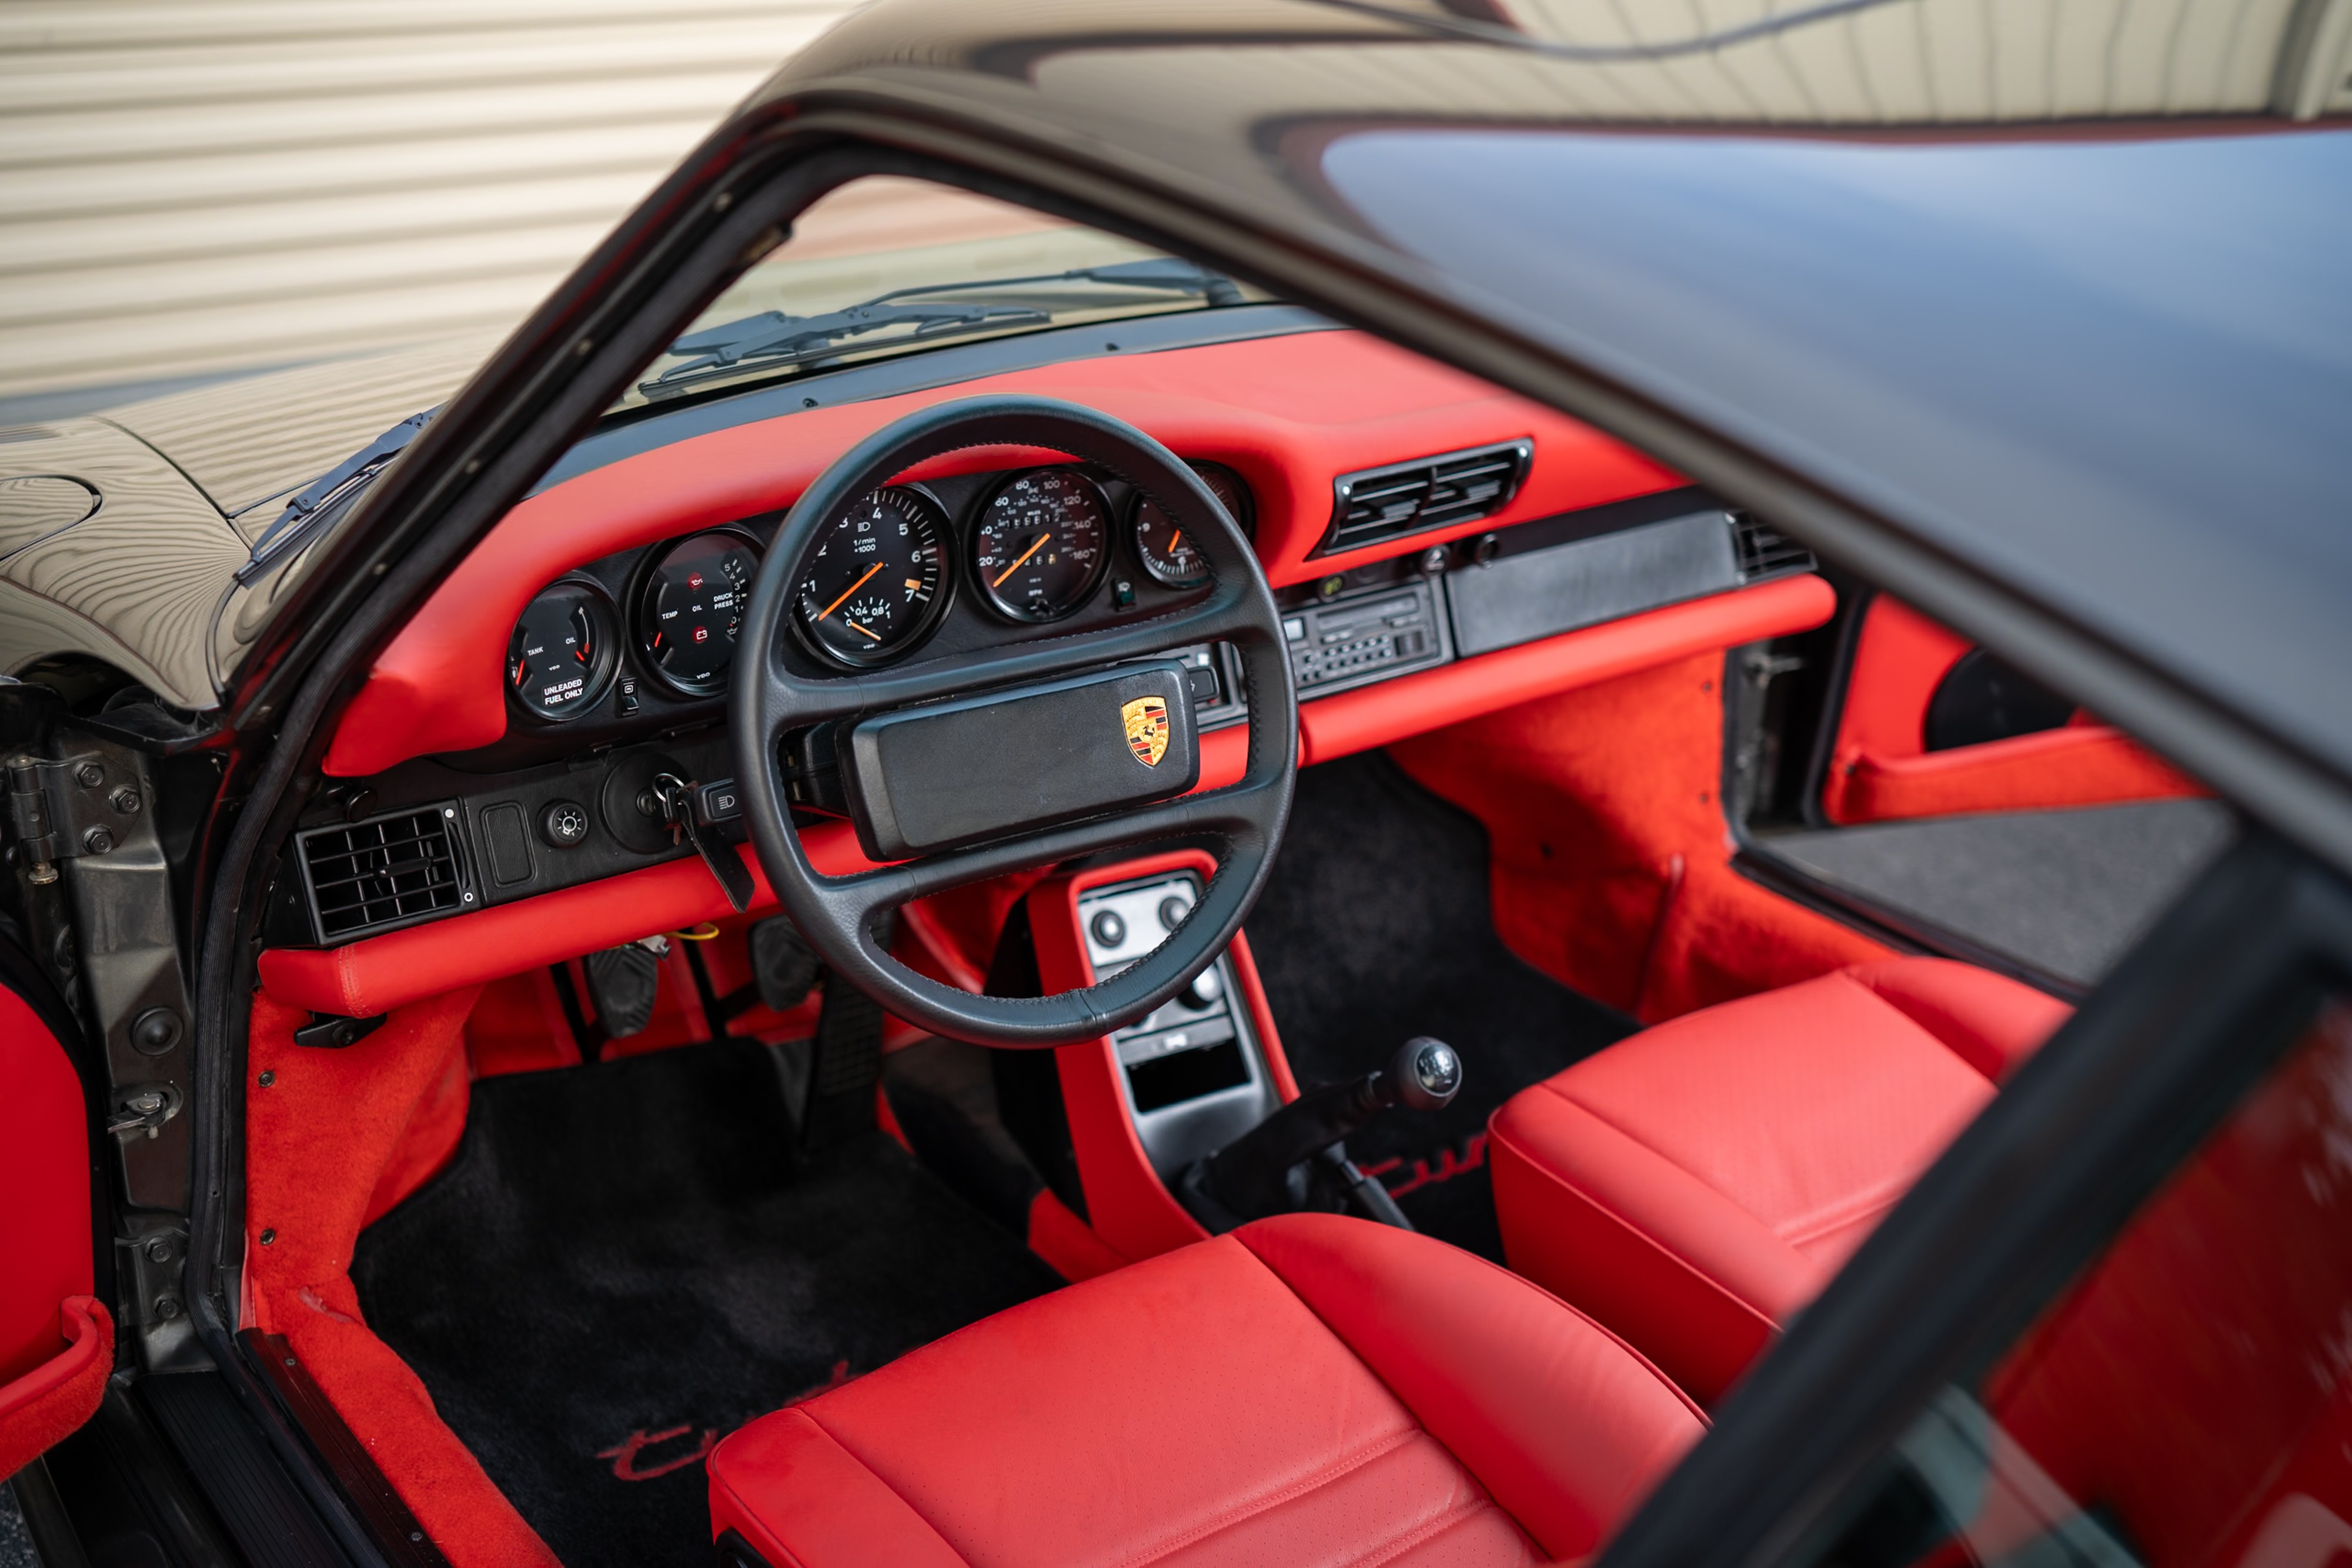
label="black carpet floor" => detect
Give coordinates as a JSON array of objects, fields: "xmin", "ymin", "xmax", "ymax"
[
  {"xmin": 1242, "ymin": 753, "xmax": 1638, "ymax": 1258},
  {"xmin": 350, "ymin": 1039, "xmax": 1063, "ymax": 1568}
]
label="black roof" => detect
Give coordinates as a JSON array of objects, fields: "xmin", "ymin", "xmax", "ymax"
[{"xmin": 747, "ymin": 0, "xmax": 2352, "ymax": 855}]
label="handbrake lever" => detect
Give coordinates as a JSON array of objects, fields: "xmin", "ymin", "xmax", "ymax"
[{"xmin": 652, "ymin": 771, "xmax": 754, "ymax": 913}]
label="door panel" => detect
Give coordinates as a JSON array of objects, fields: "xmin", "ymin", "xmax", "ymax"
[
  {"xmin": 0, "ymin": 964, "xmax": 111, "ymax": 1478},
  {"xmin": 1822, "ymin": 596, "xmax": 2206, "ymax": 824}
]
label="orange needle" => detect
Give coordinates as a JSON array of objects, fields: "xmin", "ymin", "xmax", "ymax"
[
  {"xmin": 818, "ymin": 561, "xmax": 884, "ymax": 619},
  {"xmin": 1165, "ymin": 529, "xmax": 1182, "ymax": 552},
  {"xmin": 847, "ymin": 620, "xmax": 883, "ymax": 641},
  {"xmin": 992, "ymin": 532, "xmax": 1052, "ymax": 589}
]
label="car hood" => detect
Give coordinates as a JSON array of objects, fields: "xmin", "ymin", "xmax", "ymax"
[{"xmin": 0, "ymin": 338, "xmax": 487, "ymax": 710}]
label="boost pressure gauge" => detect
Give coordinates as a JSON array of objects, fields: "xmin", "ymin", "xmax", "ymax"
[{"xmin": 507, "ymin": 579, "xmax": 620, "ymax": 721}]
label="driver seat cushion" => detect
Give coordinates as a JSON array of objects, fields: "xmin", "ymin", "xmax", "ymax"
[
  {"xmin": 1490, "ymin": 958, "xmax": 2070, "ymax": 1405},
  {"xmin": 709, "ymin": 1213, "xmax": 1705, "ymax": 1567}
]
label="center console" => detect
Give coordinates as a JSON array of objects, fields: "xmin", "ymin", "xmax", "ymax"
[{"xmin": 1076, "ymin": 870, "xmax": 1278, "ymax": 1180}]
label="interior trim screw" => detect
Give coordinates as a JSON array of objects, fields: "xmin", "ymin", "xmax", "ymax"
[
  {"xmin": 259, "ymin": 1069, "xmax": 275, "ymax": 1086},
  {"xmin": 259, "ymin": 1228, "xmax": 276, "ymax": 1246}
]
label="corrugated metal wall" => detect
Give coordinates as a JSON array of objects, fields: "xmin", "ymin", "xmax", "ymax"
[{"xmin": 0, "ymin": 0, "xmax": 856, "ymax": 407}]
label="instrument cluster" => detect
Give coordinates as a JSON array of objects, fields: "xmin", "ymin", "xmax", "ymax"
[{"xmin": 504, "ymin": 460, "xmax": 1251, "ymax": 728}]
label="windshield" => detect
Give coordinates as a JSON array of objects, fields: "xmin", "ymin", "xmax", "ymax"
[{"xmin": 610, "ymin": 177, "xmax": 1268, "ymax": 414}]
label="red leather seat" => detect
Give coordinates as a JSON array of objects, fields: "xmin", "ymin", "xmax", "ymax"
[
  {"xmin": 1490, "ymin": 958, "xmax": 2070, "ymax": 1404},
  {"xmin": 710, "ymin": 1213, "xmax": 1704, "ymax": 1567}
]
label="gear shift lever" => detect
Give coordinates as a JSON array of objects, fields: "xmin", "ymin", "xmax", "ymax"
[{"xmin": 1192, "ymin": 1037, "xmax": 1462, "ymax": 1226}]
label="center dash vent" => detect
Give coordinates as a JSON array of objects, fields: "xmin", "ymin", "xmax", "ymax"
[
  {"xmin": 1731, "ymin": 514, "xmax": 1818, "ymax": 582},
  {"xmin": 1320, "ymin": 440, "xmax": 1531, "ymax": 556},
  {"xmin": 297, "ymin": 802, "xmax": 470, "ymax": 944}
]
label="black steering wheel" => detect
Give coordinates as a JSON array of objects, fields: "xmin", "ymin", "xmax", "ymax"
[{"xmin": 731, "ymin": 396, "xmax": 1298, "ymax": 1048}]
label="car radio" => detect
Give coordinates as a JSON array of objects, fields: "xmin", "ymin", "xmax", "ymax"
[{"xmin": 1278, "ymin": 572, "xmax": 1452, "ymax": 697}]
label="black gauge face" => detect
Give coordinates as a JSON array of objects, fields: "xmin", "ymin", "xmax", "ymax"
[
  {"xmin": 1131, "ymin": 463, "xmax": 1251, "ymax": 590},
  {"xmin": 636, "ymin": 530, "xmax": 761, "ymax": 695},
  {"xmin": 507, "ymin": 579, "xmax": 619, "ymax": 721},
  {"xmin": 973, "ymin": 467, "xmax": 1112, "ymax": 623},
  {"xmin": 792, "ymin": 486, "xmax": 951, "ymax": 668}
]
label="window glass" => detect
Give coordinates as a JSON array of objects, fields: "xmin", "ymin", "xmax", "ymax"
[
  {"xmin": 611, "ymin": 176, "xmax": 1266, "ymax": 413},
  {"xmin": 1803, "ymin": 996, "xmax": 2352, "ymax": 1568}
]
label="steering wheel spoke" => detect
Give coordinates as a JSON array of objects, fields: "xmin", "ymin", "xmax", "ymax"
[{"xmin": 734, "ymin": 394, "xmax": 1297, "ymax": 1047}]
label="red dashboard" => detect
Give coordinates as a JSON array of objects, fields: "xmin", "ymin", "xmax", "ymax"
[
  {"xmin": 263, "ymin": 325, "xmax": 1835, "ymax": 1018},
  {"xmin": 324, "ymin": 329, "xmax": 1681, "ymax": 775}
]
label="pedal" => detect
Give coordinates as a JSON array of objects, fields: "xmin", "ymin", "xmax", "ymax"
[
  {"xmin": 651, "ymin": 771, "xmax": 753, "ymax": 912},
  {"xmin": 751, "ymin": 917, "xmax": 820, "ymax": 1013},
  {"xmin": 583, "ymin": 944, "xmax": 662, "ymax": 1038}
]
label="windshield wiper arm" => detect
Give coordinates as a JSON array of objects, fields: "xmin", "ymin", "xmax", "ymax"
[
  {"xmin": 639, "ymin": 258, "xmax": 1244, "ymax": 400},
  {"xmin": 235, "ymin": 409, "xmax": 433, "ymax": 586},
  {"xmin": 646, "ymin": 300, "xmax": 1050, "ymax": 394}
]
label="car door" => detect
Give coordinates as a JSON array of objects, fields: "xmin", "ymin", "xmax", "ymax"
[
  {"xmin": 1821, "ymin": 594, "xmax": 2207, "ymax": 825},
  {"xmin": 1742, "ymin": 591, "xmax": 2235, "ymax": 991},
  {"xmin": 0, "ymin": 932, "xmax": 111, "ymax": 1482}
]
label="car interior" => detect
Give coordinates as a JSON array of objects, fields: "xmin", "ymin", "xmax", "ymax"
[{"xmin": 10, "ymin": 172, "xmax": 2276, "ymax": 1568}]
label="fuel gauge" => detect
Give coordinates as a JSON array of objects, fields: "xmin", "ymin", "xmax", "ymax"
[{"xmin": 506, "ymin": 579, "xmax": 619, "ymax": 721}]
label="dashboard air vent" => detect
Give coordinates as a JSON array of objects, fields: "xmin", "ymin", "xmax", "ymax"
[
  {"xmin": 298, "ymin": 803, "xmax": 469, "ymax": 943},
  {"xmin": 1731, "ymin": 514, "xmax": 1816, "ymax": 582},
  {"xmin": 1321, "ymin": 440, "xmax": 1531, "ymax": 556}
]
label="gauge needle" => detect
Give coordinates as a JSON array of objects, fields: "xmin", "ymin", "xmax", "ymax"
[
  {"xmin": 818, "ymin": 561, "xmax": 884, "ymax": 619},
  {"xmin": 1164, "ymin": 529, "xmax": 1182, "ymax": 553},
  {"xmin": 993, "ymin": 532, "xmax": 1052, "ymax": 588},
  {"xmin": 846, "ymin": 620, "xmax": 883, "ymax": 642}
]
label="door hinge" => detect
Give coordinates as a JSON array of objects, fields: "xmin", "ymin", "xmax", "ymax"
[{"xmin": 6, "ymin": 750, "xmax": 139, "ymax": 882}]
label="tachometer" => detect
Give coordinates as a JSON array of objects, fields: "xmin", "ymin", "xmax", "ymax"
[
  {"xmin": 973, "ymin": 467, "xmax": 1111, "ymax": 623},
  {"xmin": 636, "ymin": 529, "xmax": 761, "ymax": 696},
  {"xmin": 507, "ymin": 579, "xmax": 619, "ymax": 721},
  {"xmin": 791, "ymin": 486, "xmax": 951, "ymax": 668},
  {"xmin": 1131, "ymin": 463, "xmax": 1251, "ymax": 590}
]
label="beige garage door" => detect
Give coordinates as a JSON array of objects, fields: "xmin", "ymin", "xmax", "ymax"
[{"xmin": 0, "ymin": 0, "xmax": 855, "ymax": 410}]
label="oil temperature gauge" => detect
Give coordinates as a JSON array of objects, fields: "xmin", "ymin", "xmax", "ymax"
[{"xmin": 636, "ymin": 529, "xmax": 761, "ymax": 696}]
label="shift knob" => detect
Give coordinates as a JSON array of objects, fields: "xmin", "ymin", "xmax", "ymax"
[{"xmin": 1385, "ymin": 1037, "xmax": 1462, "ymax": 1113}]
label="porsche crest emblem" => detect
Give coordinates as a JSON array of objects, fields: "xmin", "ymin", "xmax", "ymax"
[{"xmin": 1121, "ymin": 696, "xmax": 1171, "ymax": 767}]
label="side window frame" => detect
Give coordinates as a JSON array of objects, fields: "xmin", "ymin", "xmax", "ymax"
[{"xmin": 1602, "ymin": 827, "xmax": 2352, "ymax": 1568}]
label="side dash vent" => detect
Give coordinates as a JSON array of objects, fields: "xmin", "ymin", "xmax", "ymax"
[
  {"xmin": 298, "ymin": 803, "xmax": 470, "ymax": 944},
  {"xmin": 1731, "ymin": 514, "xmax": 1817, "ymax": 582},
  {"xmin": 1321, "ymin": 440, "xmax": 1531, "ymax": 556}
]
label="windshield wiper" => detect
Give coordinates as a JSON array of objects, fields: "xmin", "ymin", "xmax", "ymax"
[
  {"xmin": 638, "ymin": 258, "xmax": 1244, "ymax": 401},
  {"xmin": 235, "ymin": 409, "xmax": 433, "ymax": 586}
]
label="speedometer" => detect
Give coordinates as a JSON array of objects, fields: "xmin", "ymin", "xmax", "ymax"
[
  {"xmin": 636, "ymin": 529, "xmax": 761, "ymax": 696},
  {"xmin": 973, "ymin": 467, "xmax": 1111, "ymax": 623},
  {"xmin": 791, "ymin": 486, "xmax": 951, "ymax": 668}
]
